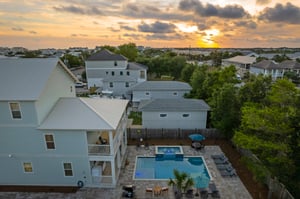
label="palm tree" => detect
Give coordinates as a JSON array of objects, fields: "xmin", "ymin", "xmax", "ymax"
[{"xmin": 168, "ymin": 169, "xmax": 194, "ymax": 198}]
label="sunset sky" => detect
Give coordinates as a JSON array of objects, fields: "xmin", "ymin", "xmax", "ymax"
[{"xmin": 0, "ymin": 0, "xmax": 300, "ymax": 49}]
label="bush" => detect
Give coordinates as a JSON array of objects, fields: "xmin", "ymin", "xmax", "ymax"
[{"xmin": 128, "ymin": 112, "xmax": 142, "ymax": 125}]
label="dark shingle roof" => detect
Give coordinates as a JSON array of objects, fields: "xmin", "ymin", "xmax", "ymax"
[
  {"xmin": 128, "ymin": 62, "xmax": 148, "ymax": 70},
  {"xmin": 139, "ymin": 98, "xmax": 210, "ymax": 111},
  {"xmin": 279, "ymin": 60, "xmax": 300, "ymax": 69},
  {"xmin": 87, "ymin": 49, "xmax": 127, "ymax": 61},
  {"xmin": 252, "ymin": 60, "xmax": 278, "ymax": 69}
]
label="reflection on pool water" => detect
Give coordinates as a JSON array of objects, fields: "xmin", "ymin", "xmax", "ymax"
[{"xmin": 134, "ymin": 156, "xmax": 211, "ymax": 180}]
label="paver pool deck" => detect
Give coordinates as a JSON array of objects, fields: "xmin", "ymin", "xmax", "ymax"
[{"xmin": 0, "ymin": 145, "xmax": 252, "ymax": 199}]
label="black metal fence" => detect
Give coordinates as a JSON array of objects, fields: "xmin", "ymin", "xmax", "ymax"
[{"xmin": 127, "ymin": 128, "xmax": 221, "ymax": 140}]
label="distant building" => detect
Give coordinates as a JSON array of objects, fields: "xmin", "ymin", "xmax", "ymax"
[
  {"xmin": 222, "ymin": 55, "xmax": 256, "ymax": 77},
  {"xmin": 129, "ymin": 81, "xmax": 192, "ymax": 108},
  {"xmin": 85, "ymin": 49, "xmax": 147, "ymax": 98},
  {"xmin": 250, "ymin": 60, "xmax": 300, "ymax": 80}
]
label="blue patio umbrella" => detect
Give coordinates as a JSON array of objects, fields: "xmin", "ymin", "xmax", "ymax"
[{"xmin": 188, "ymin": 134, "xmax": 205, "ymax": 142}]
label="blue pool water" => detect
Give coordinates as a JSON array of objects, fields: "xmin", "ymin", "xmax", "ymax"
[
  {"xmin": 134, "ymin": 156, "xmax": 210, "ymax": 180},
  {"xmin": 156, "ymin": 146, "xmax": 182, "ymax": 154}
]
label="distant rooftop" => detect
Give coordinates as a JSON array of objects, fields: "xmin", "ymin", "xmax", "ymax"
[
  {"xmin": 139, "ymin": 98, "xmax": 210, "ymax": 111},
  {"xmin": 87, "ymin": 49, "xmax": 127, "ymax": 61},
  {"xmin": 130, "ymin": 81, "xmax": 192, "ymax": 91}
]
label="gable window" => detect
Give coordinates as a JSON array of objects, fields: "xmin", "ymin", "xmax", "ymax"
[
  {"xmin": 182, "ymin": 114, "xmax": 190, "ymax": 118},
  {"xmin": 114, "ymin": 61, "xmax": 117, "ymax": 66},
  {"xmin": 140, "ymin": 71, "xmax": 145, "ymax": 79},
  {"xmin": 125, "ymin": 82, "xmax": 129, "ymax": 87},
  {"xmin": 127, "ymin": 71, "xmax": 130, "ymax": 76},
  {"xmin": 111, "ymin": 71, "xmax": 115, "ymax": 76},
  {"xmin": 160, "ymin": 113, "xmax": 167, "ymax": 118},
  {"xmin": 45, "ymin": 134, "xmax": 55, "ymax": 149},
  {"xmin": 9, "ymin": 102, "xmax": 22, "ymax": 119},
  {"xmin": 120, "ymin": 71, "xmax": 123, "ymax": 76},
  {"xmin": 23, "ymin": 162, "xmax": 33, "ymax": 173},
  {"xmin": 63, "ymin": 162, "xmax": 73, "ymax": 176},
  {"xmin": 109, "ymin": 82, "xmax": 113, "ymax": 88}
]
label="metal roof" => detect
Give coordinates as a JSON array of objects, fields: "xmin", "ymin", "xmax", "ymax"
[
  {"xmin": 39, "ymin": 97, "xmax": 128, "ymax": 130},
  {"xmin": 0, "ymin": 58, "xmax": 77, "ymax": 101},
  {"xmin": 130, "ymin": 81, "xmax": 192, "ymax": 91},
  {"xmin": 138, "ymin": 98, "xmax": 210, "ymax": 111},
  {"xmin": 87, "ymin": 49, "xmax": 127, "ymax": 61},
  {"xmin": 223, "ymin": 56, "xmax": 256, "ymax": 64}
]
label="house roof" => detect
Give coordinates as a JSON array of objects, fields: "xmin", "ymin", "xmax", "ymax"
[
  {"xmin": 0, "ymin": 58, "xmax": 77, "ymax": 101},
  {"xmin": 87, "ymin": 49, "xmax": 127, "ymax": 61},
  {"xmin": 39, "ymin": 97, "xmax": 128, "ymax": 130},
  {"xmin": 279, "ymin": 60, "xmax": 300, "ymax": 69},
  {"xmin": 252, "ymin": 60, "xmax": 300, "ymax": 70},
  {"xmin": 130, "ymin": 81, "xmax": 192, "ymax": 91},
  {"xmin": 138, "ymin": 98, "xmax": 210, "ymax": 111},
  {"xmin": 128, "ymin": 62, "xmax": 148, "ymax": 70},
  {"xmin": 103, "ymin": 76, "xmax": 136, "ymax": 82},
  {"xmin": 223, "ymin": 56, "xmax": 256, "ymax": 64},
  {"xmin": 252, "ymin": 60, "xmax": 278, "ymax": 69}
]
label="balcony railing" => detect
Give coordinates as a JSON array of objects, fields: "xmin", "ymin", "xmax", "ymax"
[{"xmin": 88, "ymin": 144, "xmax": 111, "ymax": 156}]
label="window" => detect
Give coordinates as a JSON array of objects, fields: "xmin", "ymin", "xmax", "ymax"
[
  {"xmin": 106, "ymin": 71, "xmax": 108, "ymax": 75},
  {"xmin": 182, "ymin": 114, "xmax": 190, "ymax": 117},
  {"xmin": 125, "ymin": 82, "xmax": 129, "ymax": 87},
  {"xmin": 120, "ymin": 71, "xmax": 123, "ymax": 76},
  {"xmin": 140, "ymin": 71, "xmax": 145, "ymax": 79},
  {"xmin": 173, "ymin": 92, "xmax": 178, "ymax": 96},
  {"xmin": 109, "ymin": 82, "xmax": 113, "ymax": 87},
  {"xmin": 114, "ymin": 61, "xmax": 117, "ymax": 66},
  {"xmin": 9, "ymin": 102, "xmax": 22, "ymax": 119},
  {"xmin": 23, "ymin": 162, "xmax": 33, "ymax": 173},
  {"xmin": 111, "ymin": 71, "xmax": 115, "ymax": 76},
  {"xmin": 160, "ymin": 113, "xmax": 167, "ymax": 117},
  {"xmin": 63, "ymin": 162, "xmax": 73, "ymax": 176},
  {"xmin": 145, "ymin": 92, "xmax": 150, "ymax": 96},
  {"xmin": 45, "ymin": 134, "xmax": 55, "ymax": 149},
  {"xmin": 127, "ymin": 71, "xmax": 130, "ymax": 76}
]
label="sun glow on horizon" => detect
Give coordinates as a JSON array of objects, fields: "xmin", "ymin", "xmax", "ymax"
[{"xmin": 197, "ymin": 29, "xmax": 220, "ymax": 48}]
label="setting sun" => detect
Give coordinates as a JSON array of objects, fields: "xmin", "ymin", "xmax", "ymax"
[{"xmin": 197, "ymin": 29, "xmax": 220, "ymax": 48}]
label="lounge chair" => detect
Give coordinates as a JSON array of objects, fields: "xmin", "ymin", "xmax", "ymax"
[
  {"xmin": 145, "ymin": 187, "xmax": 153, "ymax": 196},
  {"xmin": 185, "ymin": 189, "xmax": 194, "ymax": 198},
  {"xmin": 144, "ymin": 142, "xmax": 149, "ymax": 150},
  {"xmin": 209, "ymin": 183, "xmax": 221, "ymax": 198},
  {"xmin": 211, "ymin": 154, "xmax": 226, "ymax": 160},
  {"xmin": 200, "ymin": 190, "xmax": 208, "ymax": 199},
  {"xmin": 213, "ymin": 157, "xmax": 229, "ymax": 164},
  {"xmin": 161, "ymin": 186, "xmax": 169, "ymax": 195},
  {"xmin": 216, "ymin": 163, "xmax": 233, "ymax": 170},
  {"xmin": 220, "ymin": 169, "xmax": 237, "ymax": 177}
]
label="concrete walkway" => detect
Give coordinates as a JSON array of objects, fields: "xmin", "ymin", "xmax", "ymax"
[{"xmin": 0, "ymin": 145, "xmax": 252, "ymax": 199}]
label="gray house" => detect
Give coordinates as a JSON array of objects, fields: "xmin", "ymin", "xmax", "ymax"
[
  {"xmin": 85, "ymin": 49, "xmax": 147, "ymax": 98},
  {"xmin": 138, "ymin": 98, "xmax": 210, "ymax": 129},
  {"xmin": 0, "ymin": 58, "xmax": 129, "ymax": 188},
  {"xmin": 130, "ymin": 81, "xmax": 192, "ymax": 107},
  {"xmin": 250, "ymin": 60, "xmax": 300, "ymax": 80}
]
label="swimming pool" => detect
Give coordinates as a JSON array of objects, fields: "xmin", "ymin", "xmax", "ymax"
[{"xmin": 134, "ymin": 156, "xmax": 211, "ymax": 180}]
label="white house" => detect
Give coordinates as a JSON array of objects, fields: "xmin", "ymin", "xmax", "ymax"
[
  {"xmin": 222, "ymin": 55, "xmax": 256, "ymax": 77},
  {"xmin": 129, "ymin": 81, "xmax": 192, "ymax": 108},
  {"xmin": 138, "ymin": 98, "xmax": 210, "ymax": 129},
  {"xmin": 85, "ymin": 49, "xmax": 147, "ymax": 98},
  {"xmin": 250, "ymin": 60, "xmax": 300, "ymax": 80},
  {"xmin": 0, "ymin": 58, "xmax": 129, "ymax": 188}
]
